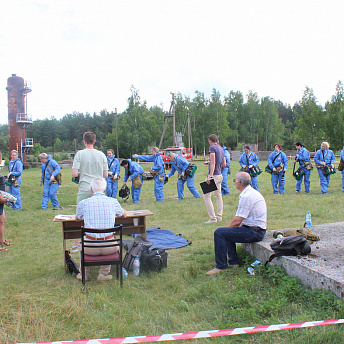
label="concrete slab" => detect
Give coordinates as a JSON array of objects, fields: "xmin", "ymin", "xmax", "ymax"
[{"xmin": 242, "ymin": 222, "xmax": 344, "ymax": 299}]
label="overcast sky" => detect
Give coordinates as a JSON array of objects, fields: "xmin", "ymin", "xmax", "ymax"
[{"xmin": 1, "ymin": 0, "xmax": 343, "ymax": 124}]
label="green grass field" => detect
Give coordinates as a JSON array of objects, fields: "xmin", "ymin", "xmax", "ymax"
[{"xmin": 1, "ymin": 161, "xmax": 344, "ymax": 344}]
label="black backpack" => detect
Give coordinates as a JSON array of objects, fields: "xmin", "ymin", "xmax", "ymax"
[
  {"xmin": 123, "ymin": 236, "xmax": 153, "ymax": 271},
  {"xmin": 265, "ymin": 234, "xmax": 311, "ymax": 267},
  {"xmin": 123, "ymin": 236, "xmax": 168, "ymax": 273}
]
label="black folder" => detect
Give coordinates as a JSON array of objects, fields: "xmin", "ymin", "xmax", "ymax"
[{"xmin": 200, "ymin": 179, "xmax": 218, "ymax": 194}]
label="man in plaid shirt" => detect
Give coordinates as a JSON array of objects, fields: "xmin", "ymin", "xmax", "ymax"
[{"xmin": 76, "ymin": 177, "xmax": 127, "ymax": 281}]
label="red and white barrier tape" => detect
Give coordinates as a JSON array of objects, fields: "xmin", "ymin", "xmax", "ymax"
[{"xmin": 16, "ymin": 318, "xmax": 344, "ymax": 344}]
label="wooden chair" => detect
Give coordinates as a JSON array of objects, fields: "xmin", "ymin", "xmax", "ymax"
[{"xmin": 80, "ymin": 225, "xmax": 123, "ymax": 290}]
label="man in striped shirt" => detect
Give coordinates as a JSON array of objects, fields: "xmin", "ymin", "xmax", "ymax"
[
  {"xmin": 206, "ymin": 172, "xmax": 267, "ymax": 275},
  {"xmin": 76, "ymin": 177, "xmax": 127, "ymax": 281}
]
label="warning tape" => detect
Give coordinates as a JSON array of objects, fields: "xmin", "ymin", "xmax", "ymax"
[{"xmin": 16, "ymin": 318, "xmax": 344, "ymax": 344}]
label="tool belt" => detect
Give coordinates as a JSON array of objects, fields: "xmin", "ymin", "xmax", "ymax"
[
  {"xmin": 185, "ymin": 163, "xmax": 197, "ymax": 177},
  {"xmin": 303, "ymin": 161, "xmax": 313, "ymax": 170},
  {"xmin": 239, "ymin": 166, "xmax": 248, "ymax": 172},
  {"xmin": 338, "ymin": 159, "xmax": 344, "ymax": 172},
  {"xmin": 142, "ymin": 170, "xmax": 158, "ymax": 181},
  {"xmin": 248, "ymin": 165, "xmax": 263, "ymax": 177},
  {"xmin": 316, "ymin": 164, "xmax": 336, "ymax": 175},
  {"xmin": 178, "ymin": 172, "xmax": 187, "ymax": 181},
  {"xmin": 110, "ymin": 174, "xmax": 121, "ymax": 181},
  {"xmin": 273, "ymin": 164, "xmax": 284, "ymax": 175}
]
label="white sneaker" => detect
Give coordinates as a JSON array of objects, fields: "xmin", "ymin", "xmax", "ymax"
[
  {"xmin": 205, "ymin": 218, "xmax": 217, "ymax": 224},
  {"xmin": 76, "ymin": 273, "xmax": 89, "ymax": 281},
  {"xmin": 216, "ymin": 217, "xmax": 222, "ymax": 222},
  {"xmin": 97, "ymin": 274, "xmax": 113, "ymax": 281}
]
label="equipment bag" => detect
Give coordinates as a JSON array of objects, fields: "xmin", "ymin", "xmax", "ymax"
[
  {"xmin": 265, "ymin": 152, "xmax": 281, "ymax": 174},
  {"xmin": 185, "ymin": 164, "xmax": 197, "ymax": 177},
  {"xmin": 65, "ymin": 250, "xmax": 80, "ymax": 274},
  {"xmin": 140, "ymin": 248, "xmax": 168, "ymax": 273},
  {"xmin": 122, "ymin": 236, "xmax": 153, "ymax": 271},
  {"xmin": 292, "ymin": 163, "xmax": 305, "ymax": 180},
  {"xmin": 119, "ymin": 185, "xmax": 130, "ymax": 202},
  {"xmin": 338, "ymin": 159, "xmax": 344, "ymax": 172},
  {"xmin": 265, "ymin": 234, "xmax": 311, "ymax": 267}
]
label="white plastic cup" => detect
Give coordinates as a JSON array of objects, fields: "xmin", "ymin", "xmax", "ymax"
[{"xmin": 133, "ymin": 218, "xmax": 139, "ymax": 226}]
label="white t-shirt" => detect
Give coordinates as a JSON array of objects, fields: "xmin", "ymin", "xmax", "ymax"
[{"xmin": 72, "ymin": 149, "xmax": 107, "ymax": 194}]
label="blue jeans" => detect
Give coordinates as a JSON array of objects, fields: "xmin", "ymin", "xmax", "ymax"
[
  {"xmin": 214, "ymin": 225, "xmax": 266, "ymax": 268},
  {"xmin": 317, "ymin": 168, "xmax": 330, "ymax": 193}
]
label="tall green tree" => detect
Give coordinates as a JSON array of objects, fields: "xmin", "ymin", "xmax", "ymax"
[
  {"xmin": 260, "ymin": 97, "xmax": 284, "ymax": 150},
  {"xmin": 325, "ymin": 81, "xmax": 344, "ymax": 150},
  {"xmin": 295, "ymin": 87, "xmax": 325, "ymax": 151}
]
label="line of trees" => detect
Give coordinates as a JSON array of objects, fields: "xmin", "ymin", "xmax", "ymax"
[{"xmin": 1, "ymin": 81, "xmax": 343, "ymax": 159}]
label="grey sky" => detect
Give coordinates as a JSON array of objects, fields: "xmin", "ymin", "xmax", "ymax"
[{"xmin": 1, "ymin": 0, "xmax": 343, "ymax": 123}]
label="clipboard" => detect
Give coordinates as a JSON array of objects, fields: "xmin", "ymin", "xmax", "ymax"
[{"xmin": 200, "ymin": 179, "xmax": 218, "ymax": 194}]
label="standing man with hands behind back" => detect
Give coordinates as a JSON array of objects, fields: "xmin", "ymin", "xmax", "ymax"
[{"xmin": 203, "ymin": 134, "xmax": 225, "ymax": 224}]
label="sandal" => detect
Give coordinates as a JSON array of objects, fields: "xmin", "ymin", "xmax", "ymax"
[
  {"xmin": 1, "ymin": 240, "xmax": 13, "ymax": 246},
  {"xmin": 0, "ymin": 247, "xmax": 8, "ymax": 252}
]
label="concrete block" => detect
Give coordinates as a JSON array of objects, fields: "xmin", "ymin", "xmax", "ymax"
[{"xmin": 242, "ymin": 222, "xmax": 344, "ymax": 298}]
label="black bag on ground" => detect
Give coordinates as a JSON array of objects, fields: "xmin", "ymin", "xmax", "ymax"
[
  {"xmin": 141, "ymin": 248, "xmax": 168, "ymax": 273},
  {"xmin": 122, "ymin": 236, "xmax": 153, "ymax": 271},
  {"xmin": 65, "ymin": 250, "xmax": 80, "ymax": 274},
  {"xmin": 265, "ymin": 234, "xmax": 311, "ymax": 267}
]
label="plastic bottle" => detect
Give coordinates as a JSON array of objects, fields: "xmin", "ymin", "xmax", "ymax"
[
  {"xmin": 247, "ymin": 267, "xmax": 255, "ymax": 275},
  {"xmin": 133, "ymin": 255, "xmax": 140, "ymax": 277},
  {"xmin": 306, "ymin": 211, "xmax": 312, "ymax": 228},
  {"xmin": 122, "ymin": 267, "xmax": 128, "ymax": 279}
]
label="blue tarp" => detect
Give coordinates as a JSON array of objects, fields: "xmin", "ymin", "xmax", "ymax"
[{"xmin": 146, "ymin": 228, "xmax": 191, "ymax": 249}]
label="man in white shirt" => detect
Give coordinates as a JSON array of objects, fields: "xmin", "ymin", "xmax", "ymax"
[
  {"xmin": 76, "ymin": 177, "xmax": 126, "ymax": 281},
  {"xmin": 206, "ymin": 172, "xmax": 267, "ymax": 275}
]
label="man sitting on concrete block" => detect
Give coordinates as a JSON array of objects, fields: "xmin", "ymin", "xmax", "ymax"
[{"xmin": 206, "ymin": 172, "xmax": 267, "ymax": 275}]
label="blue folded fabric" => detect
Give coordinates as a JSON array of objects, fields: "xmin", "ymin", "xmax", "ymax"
[{"xmin": 146, "ymin": 228, "xmax": 191, "ymax": 249}]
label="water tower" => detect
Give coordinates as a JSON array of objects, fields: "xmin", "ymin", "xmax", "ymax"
[{"xmin": 6, "ymin": 74, "xmax": 34, "ymax": 167}]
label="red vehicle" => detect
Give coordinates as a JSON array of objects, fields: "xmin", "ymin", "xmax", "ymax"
[{"xmin": 160, "ymin": 147, "xmax": 193, "ymax": 169}]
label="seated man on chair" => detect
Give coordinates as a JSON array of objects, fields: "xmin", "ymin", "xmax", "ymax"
[
  {"xmin": 206, "ymin": 172, "xmax": 267, "ymax": 275},
  {"xmin": 76, "ymin": 177, "xmax": 127, "ymax": 281}
]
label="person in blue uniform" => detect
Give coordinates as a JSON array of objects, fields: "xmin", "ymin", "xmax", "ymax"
[
  {"xmin": 314, "ymin": 141, "xmax": 335, "ymax": 194},
  {"xmin": 39, "ymin": 153, "xmax": 62, "ymax": 209},
  {"xmin": 8, "ymin": 150, "xmax": 23, "ymax": 210},
  {"xmin": 221, "ymin": 145, "xmax": 231, "ymax": 195},
  {"xmin": 106, "ymin": 149, "xmax": 120, "ymax": 198},
  {"xmin": 294, "ymin": 142, "xmax": 311, "ymax": 194},
  {"xmin": 134, "ymin": 147, "xmax": 165, "ymax": 201},
  {"xmin": 121, "ymin": 159, "xmax": 144, "ymax": 203},
  {"xmin": 340, "ymin": 146, "xmax": 344, "ymax": 192},
  {"xmin": 239, "ymin": 146, "xmax": 259, "ymax": 191},
  {"xmin": 268, "ymin": 144, "xmax": 288, "ymax": 194},
  {"xmin": 166, "ymin": 152, "xmax": 200, "ymax": 199}
]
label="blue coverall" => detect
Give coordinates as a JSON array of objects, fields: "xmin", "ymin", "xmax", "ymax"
[
  {"xmin": 268, "ymin": 150, "xmax": 289, "ymax": 194},
  {"xmin": 8, "ymin": 158, "xmax": 23, "ymax": 210},
  {"xmin": 167, "ymin": 156, "xmax": 200, "ymax": 199},
  {"xmin": 341, "ymin": 147, "xmax": 344, "ymax": 192},
  {"xmin": 137, "ymin": 153, "xmax": 165, "ymax": 201},
  {"xmin": 295, "ymin": 146, "xmax": 311, "ymax": 193},
  {"xmin": 106, "ymin": 156, "xmax": 120, "ymax": 198},
  {"xmin": 123, "ymin": 160, "xmax": 144, "ymax": 203},
  {"xmin": 40, "ymin": 156, "xmax": 61, "ymax": 209},
  {"xmin": 221, "ymin": 146, "xmax": 231, "ymax": 195},
  {"xmin": 314, "ymin": 148, "xmax": 335, "ymax": 194},
  {"xmin": 239, "ymin": 151, "xmax": 259, "ymax": 191}
]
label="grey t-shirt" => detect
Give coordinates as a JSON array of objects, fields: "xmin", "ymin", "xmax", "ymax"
[
  {"xmin": 72, "ymin": 149, "xmax": 108, "ymax": 201},
  {"xmin": 209, "ymin": 144, "xmax": 225, "ymax": 175}
]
